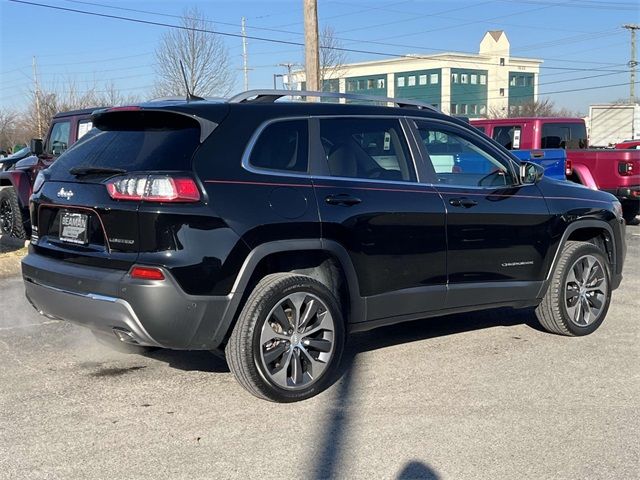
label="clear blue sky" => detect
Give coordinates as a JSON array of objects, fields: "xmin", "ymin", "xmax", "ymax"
[{"xmin": 1, "ymin": 0, "xmax": 638, "ymax": 114}]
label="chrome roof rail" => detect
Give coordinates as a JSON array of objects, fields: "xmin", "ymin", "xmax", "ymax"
[{"xmin": 227, "ymin": 89, "xmax": 438, "ymax": 111}]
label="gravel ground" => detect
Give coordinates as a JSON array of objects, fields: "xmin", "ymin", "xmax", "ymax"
[{"xmin": 0, "ymin": 225, "xmax": 638, "ymax": 480}]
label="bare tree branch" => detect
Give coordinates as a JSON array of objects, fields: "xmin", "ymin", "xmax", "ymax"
[
  {"xmin": 153, "ymin": 7, "xmax": 235, "ymax": 98},
  {"xmin": 320, "ymin": 26, "xmax": 347, "ymax": 86}
]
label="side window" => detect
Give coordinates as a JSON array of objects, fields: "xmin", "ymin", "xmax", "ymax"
[
  {"xmin": 319, "ymin": 118, "xmax": 416, "ymax": 183},
  {"xmin": 47, "ymin": 121, "xmax": 71, "ymax": 156},
  {"xmin": 77, "ymin": 120, "xmax": 93, "ymax": 140},
  {"xmin": 541, "ymin": 122, "xmax": 587, "ymax": 149},
  {"xmin": 249, "ymin": 120, "xmax": 308, "ymax": 173},
  {"xmin": 416, "ymin": 121, "xmax": 515, "ymax": 187},
  {"xmin": 492, "ymin": 125, "xmax": 522, "ymax": 149}
]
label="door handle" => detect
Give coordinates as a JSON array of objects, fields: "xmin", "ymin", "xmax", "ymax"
[
  {"xmin": 325, "ymin": 194, "xmax": 362, "ymax": 206},
  {"xmin": 449, "ymin": 197, "xmax": 478, "ymax": 208}
]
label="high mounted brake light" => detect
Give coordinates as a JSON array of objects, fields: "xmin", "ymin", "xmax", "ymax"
[
  {"xmin": 106, "ymin": 106, "xmax": 142, "ymax": 112},
  {"xmin": 106, "ymin": 175, "xmax": 200, "ymax": 202}
]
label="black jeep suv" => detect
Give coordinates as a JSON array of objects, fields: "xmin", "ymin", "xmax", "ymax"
[{"xmin": 21, "ymin": 91, "xmax": 626, "ymax": 402}]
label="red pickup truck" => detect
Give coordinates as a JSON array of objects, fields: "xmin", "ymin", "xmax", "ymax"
[
  {"xmin": 0, "ymin": 108, "xmax": 96, "ymax": 239},
  {"xmin": 471, "ymin": 117, "xmax": 640, "ymax": 222}
]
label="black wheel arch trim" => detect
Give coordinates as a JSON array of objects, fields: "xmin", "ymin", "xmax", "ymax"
[
  {"xmin": 208, "ymin": 239, "xmax": 365, "ymax": 349},
  {"xmin": 538, "ymin": 218, "xmax": 619, "ymax": 298}
]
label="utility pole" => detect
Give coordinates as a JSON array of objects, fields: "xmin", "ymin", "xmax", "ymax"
[
  {"xmin": 32, "ymin": 56, "xmax": 42, "ymax": 138},
  {"xmin": 278, "ymin": 63, "xmax": 295, "ymax": 89},
  {"xmin": 241, "ymin": 17, "xmax": 249, "ymax": 91},
  {"xmin": 303, "ymin": 0, "xmax": 320, "ymax": 97},
  {"xmin": 623, "ymin": 24, "xmax": 639, "ymax": 103}
]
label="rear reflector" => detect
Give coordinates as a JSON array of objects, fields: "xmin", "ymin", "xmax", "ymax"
[
  {"xmin": 106, "ymin": 175, "xmax": 200, "ymax": 202},
  {"xmin": 130, "ymin": 266, "xmax": 165, "ymax": 281}
]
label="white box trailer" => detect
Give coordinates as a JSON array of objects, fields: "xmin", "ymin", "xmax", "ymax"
[{"xmin": 588, "ymin": 103, "xmax": 640, "ymax": 147}]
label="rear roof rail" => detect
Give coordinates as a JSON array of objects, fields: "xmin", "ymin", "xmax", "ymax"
[{"xmin": 227, "ymin": 89, "xmax": 439, "ymax": 111}]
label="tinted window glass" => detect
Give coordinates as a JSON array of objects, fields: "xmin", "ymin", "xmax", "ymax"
[
  {"xmin": 492, "ymin": 125, "xmax": 522, "ymax": 149},
  {"xmin": 250, "ymin": 120, "xmax": 308, "ymax": 173},
  {"xmin": 319, "ymin": 118, "xmax": 415, "ymax": 182},
  {"xmin": 48, "ymin": 111, "xmax": 200, "ymax": 177},
  {"xmin": 541, "ymin": 122, "xmax": 587, "ymax": 149},
  {"xmin": 416, "ymin": 121, "xmax": 515, "ymax": 187},
  {"xmin": 47, "ymin": 121, "xmax": 71, "ymax": 156}
]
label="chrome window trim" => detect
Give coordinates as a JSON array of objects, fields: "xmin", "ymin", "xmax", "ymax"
[{"xmin": 241, "ymin": 114, "xmax": 423, "ymax": 185}]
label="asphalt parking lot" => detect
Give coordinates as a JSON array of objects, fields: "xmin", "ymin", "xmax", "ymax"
[{"xmin": 1, "ymin": 225, "xmax": 638, "ymax": 480}]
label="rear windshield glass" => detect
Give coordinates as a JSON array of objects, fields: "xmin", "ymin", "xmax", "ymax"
[
  {"xmin": 48, "ymin": 111, "xmax": 200, "ymax": 176},
  {"xmin": 541, "ymin": 122, "xmax": 587, "ymax": 149}
]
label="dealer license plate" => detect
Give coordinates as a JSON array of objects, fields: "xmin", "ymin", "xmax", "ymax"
[{"xmin": 59, "ymin": 211, "xmax": 89, "ymax": 245}]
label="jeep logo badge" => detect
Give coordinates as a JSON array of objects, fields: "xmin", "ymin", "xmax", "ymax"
[{"xmin": 57, "ymin": 188, "xmax": 74, "ymax": 200}]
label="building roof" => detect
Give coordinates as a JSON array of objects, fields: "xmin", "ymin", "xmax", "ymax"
[{"xmin": 487, "ymin": 30, "xmax": 504, "ymax": 42}]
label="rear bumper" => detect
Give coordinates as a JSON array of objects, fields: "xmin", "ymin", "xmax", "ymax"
[
  {"xmin": 21, "ymin": 251, "xmax": 235, "ymax": 350},
  {"xmin": 602, "ymin": 185, "xmax": 640, "ymax": 201}
]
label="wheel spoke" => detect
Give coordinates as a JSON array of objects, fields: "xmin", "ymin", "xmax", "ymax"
[
  {"xmin": 260, "ymin": 320, "xmax": 290, "ymax": 345},
  {"xmin": 587, "ymin": 293, "xmax": 603, "ymax": 311},
  {"xmin": 271, "ymin": 304, "xmax": 292, "ymax": 332},
  {"xmin": 566, "ymin": 285, "xmax": 580, "ymax": 303},
  {"xmin": 298, "ymin": 298, "xmax": 319, "ymax": 332},
  {"xmin": 262, "ymin": 342, "xmax": 289, "ymax": 365},
  {"xmin": 289, "ymin": 292, "xmax": 307, "ymax": 330},
  {"xmin": 290, "ymin": 349, "xmax": 303, "ymax": 385},
  {"xmin": 299, "ymin": 346, "xmax": 327, "ymax": 378},
  {"xmin": 270, "ymin": 350, "xmax": 293, "ymax": 386},
  {"xmin": 303, "ymin": 338, "xmax": 332, "ymax": 353},
  {"xmin": 581, "ymin": 297, "xmax": 591, "ymax": 325},
  {"xmin": 573, "ymin": 297, "xmax": 583, "ymax": 324},
  {"xmin": 303, "ymin": 310, "xmax": 334, "ymax": 337},
  {"xmin": 573, "ymin": 259, "xmax": 586, "ymax": 284}
]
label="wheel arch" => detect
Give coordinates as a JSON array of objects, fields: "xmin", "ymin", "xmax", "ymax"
[
  {"xmin": 538, "ymin": 219, "xmax": 617, "ymax": 298},
  {"xmin": 210, "ymin": 239, "xmax": 365, "ymax": 350}
]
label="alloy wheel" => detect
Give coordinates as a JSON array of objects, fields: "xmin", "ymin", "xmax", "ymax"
[
  {"xmin": 0, "ymin": 197, "xmax": 13, "ymax": 234},
  {"xmin": 258, "ymin": 292, "xmax": 335, "ymax": 390},
  {"xmin": 564, "ymin": 254, "xmax": 608, "ymax": 327}
]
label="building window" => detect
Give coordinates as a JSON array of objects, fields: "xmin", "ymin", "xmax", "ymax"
[
  {"xmin": 470, "ymin": 74, "xmax": 477, "ymax": 85},
  {"xmin": 500, "ymin": 58, "xmax": 505, "ymax": 66},
  {"xmin": 346, "ymin": 80, "xmax": 355, "ymax": 92},
  {"xmin": 526, "ymin": 76, "xmax": 533, "ymax": 87},
  {"xmin": 510, "ymin": 76, "xmax": 517, "ymax": 87},
  {"xmin": 470, "ymin": 104, "xmax": 477, "ymax": 115},
  {"xmin": 461, "ymin": 104, "xmax": 468, "ymax": 114},
  {"xmin": 377, "ymin": 78, "xmax": 385, "ymax": 89},
  {"xmin": 499, "ymin": 88, "xmax": 505, "ymax": 96},
  {"xmin": 397, "ymin": 76, "xmax": 405, "ymax": 87},
  {"xmin": 480, "ymin": 74, "xmax": 486, "ymax": 85},
  {"xmin": 451, "ymin": 103, "xmax": 458, "ymax": 114},
  {"xmin": 430, "ymin": 73, "xmax": 439, "ymax": 84},
  {"xmin": 419, "ymin": 74, "xmax": 427, "ymax": 85},
  {"xmin": 367, "ymin": 79, "xmax": 375, "ymax": 89},
  {"xmin": 461, "ymin": 74, "xmax": 468, "ymax": 84},
  {"xmin": 357, "ymin": 79, "xmax": 365, "ymax": 89},
  {"xmin": 408, "ymin": 76, "xmax": 416, "ymax": 86},
  {"xmin": 452, "ymin": 73, "xmax": 459, "ymax": 83},
  {"xmin": 479, "ymin": 105, "xmax": 487, "ymax": 115}
]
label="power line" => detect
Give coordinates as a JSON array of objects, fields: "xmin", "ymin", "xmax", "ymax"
[{"xmin": 6, "ymin": 0, "xmax": 628, "ymax": 75}]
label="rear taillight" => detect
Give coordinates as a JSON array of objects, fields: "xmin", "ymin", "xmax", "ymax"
[
  {"xmin": 618, "ymin": 161, "xmax": 634, "ymax": 176},
  {"xmin": 565, "ymin": 158, "xmax": 572, "ymax": 176},
  {"xmin": 106, "ymin": 175, "xmax": 200, "ymax": 202},
  {"xmin": 130, "ymin": 266, "xmax": 165, "ymax": 281}
]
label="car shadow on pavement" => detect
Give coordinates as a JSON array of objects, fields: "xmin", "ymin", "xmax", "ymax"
[
  {"xmin": 308, "ymin": 306, "xmax": 535, "ymax": 479},
  {"xmin": 144, "ymin": 349, "xmax": 230, "ymax": 373},
  {"xmin": 348, "ymin": 306, "xmax": 542, "ymax": 354}
]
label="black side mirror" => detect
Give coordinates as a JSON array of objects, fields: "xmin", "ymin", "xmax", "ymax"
[
  {"xmin": 519, "ymin": 161, "xmax": 544, "ymax": 185},
  {"xmin": 30, "ymin": 138, "xmax": 44, "ymax": 156}
]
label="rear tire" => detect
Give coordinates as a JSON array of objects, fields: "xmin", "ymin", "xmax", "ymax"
[
  {"xmin": 0, "ymin": 187, "xmax": 27, "ymax": 239},
  {"xmin": 535, "ymin": 241, "xmax": 611, "ymax": 336},
  {"xmin": 226, "ymin": 273, "xmax": 345, "ymax": 402},
  {"xmin": 621, "ymin": 200, "xmax": 639, "ymax": 224}
]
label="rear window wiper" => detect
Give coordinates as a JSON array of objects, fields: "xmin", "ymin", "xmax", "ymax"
[{"xmin": 69, "ymin": 166, "xmax": 126, "ymax": 177}]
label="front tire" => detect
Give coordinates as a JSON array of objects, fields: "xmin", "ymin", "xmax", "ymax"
[
  {"xmin": 226, "ymin": 273, "xmax": 345, "ymax": 402},
  {"xmin": 535, "ymin": 241, "xmax": 611, "ymax": 336}
]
